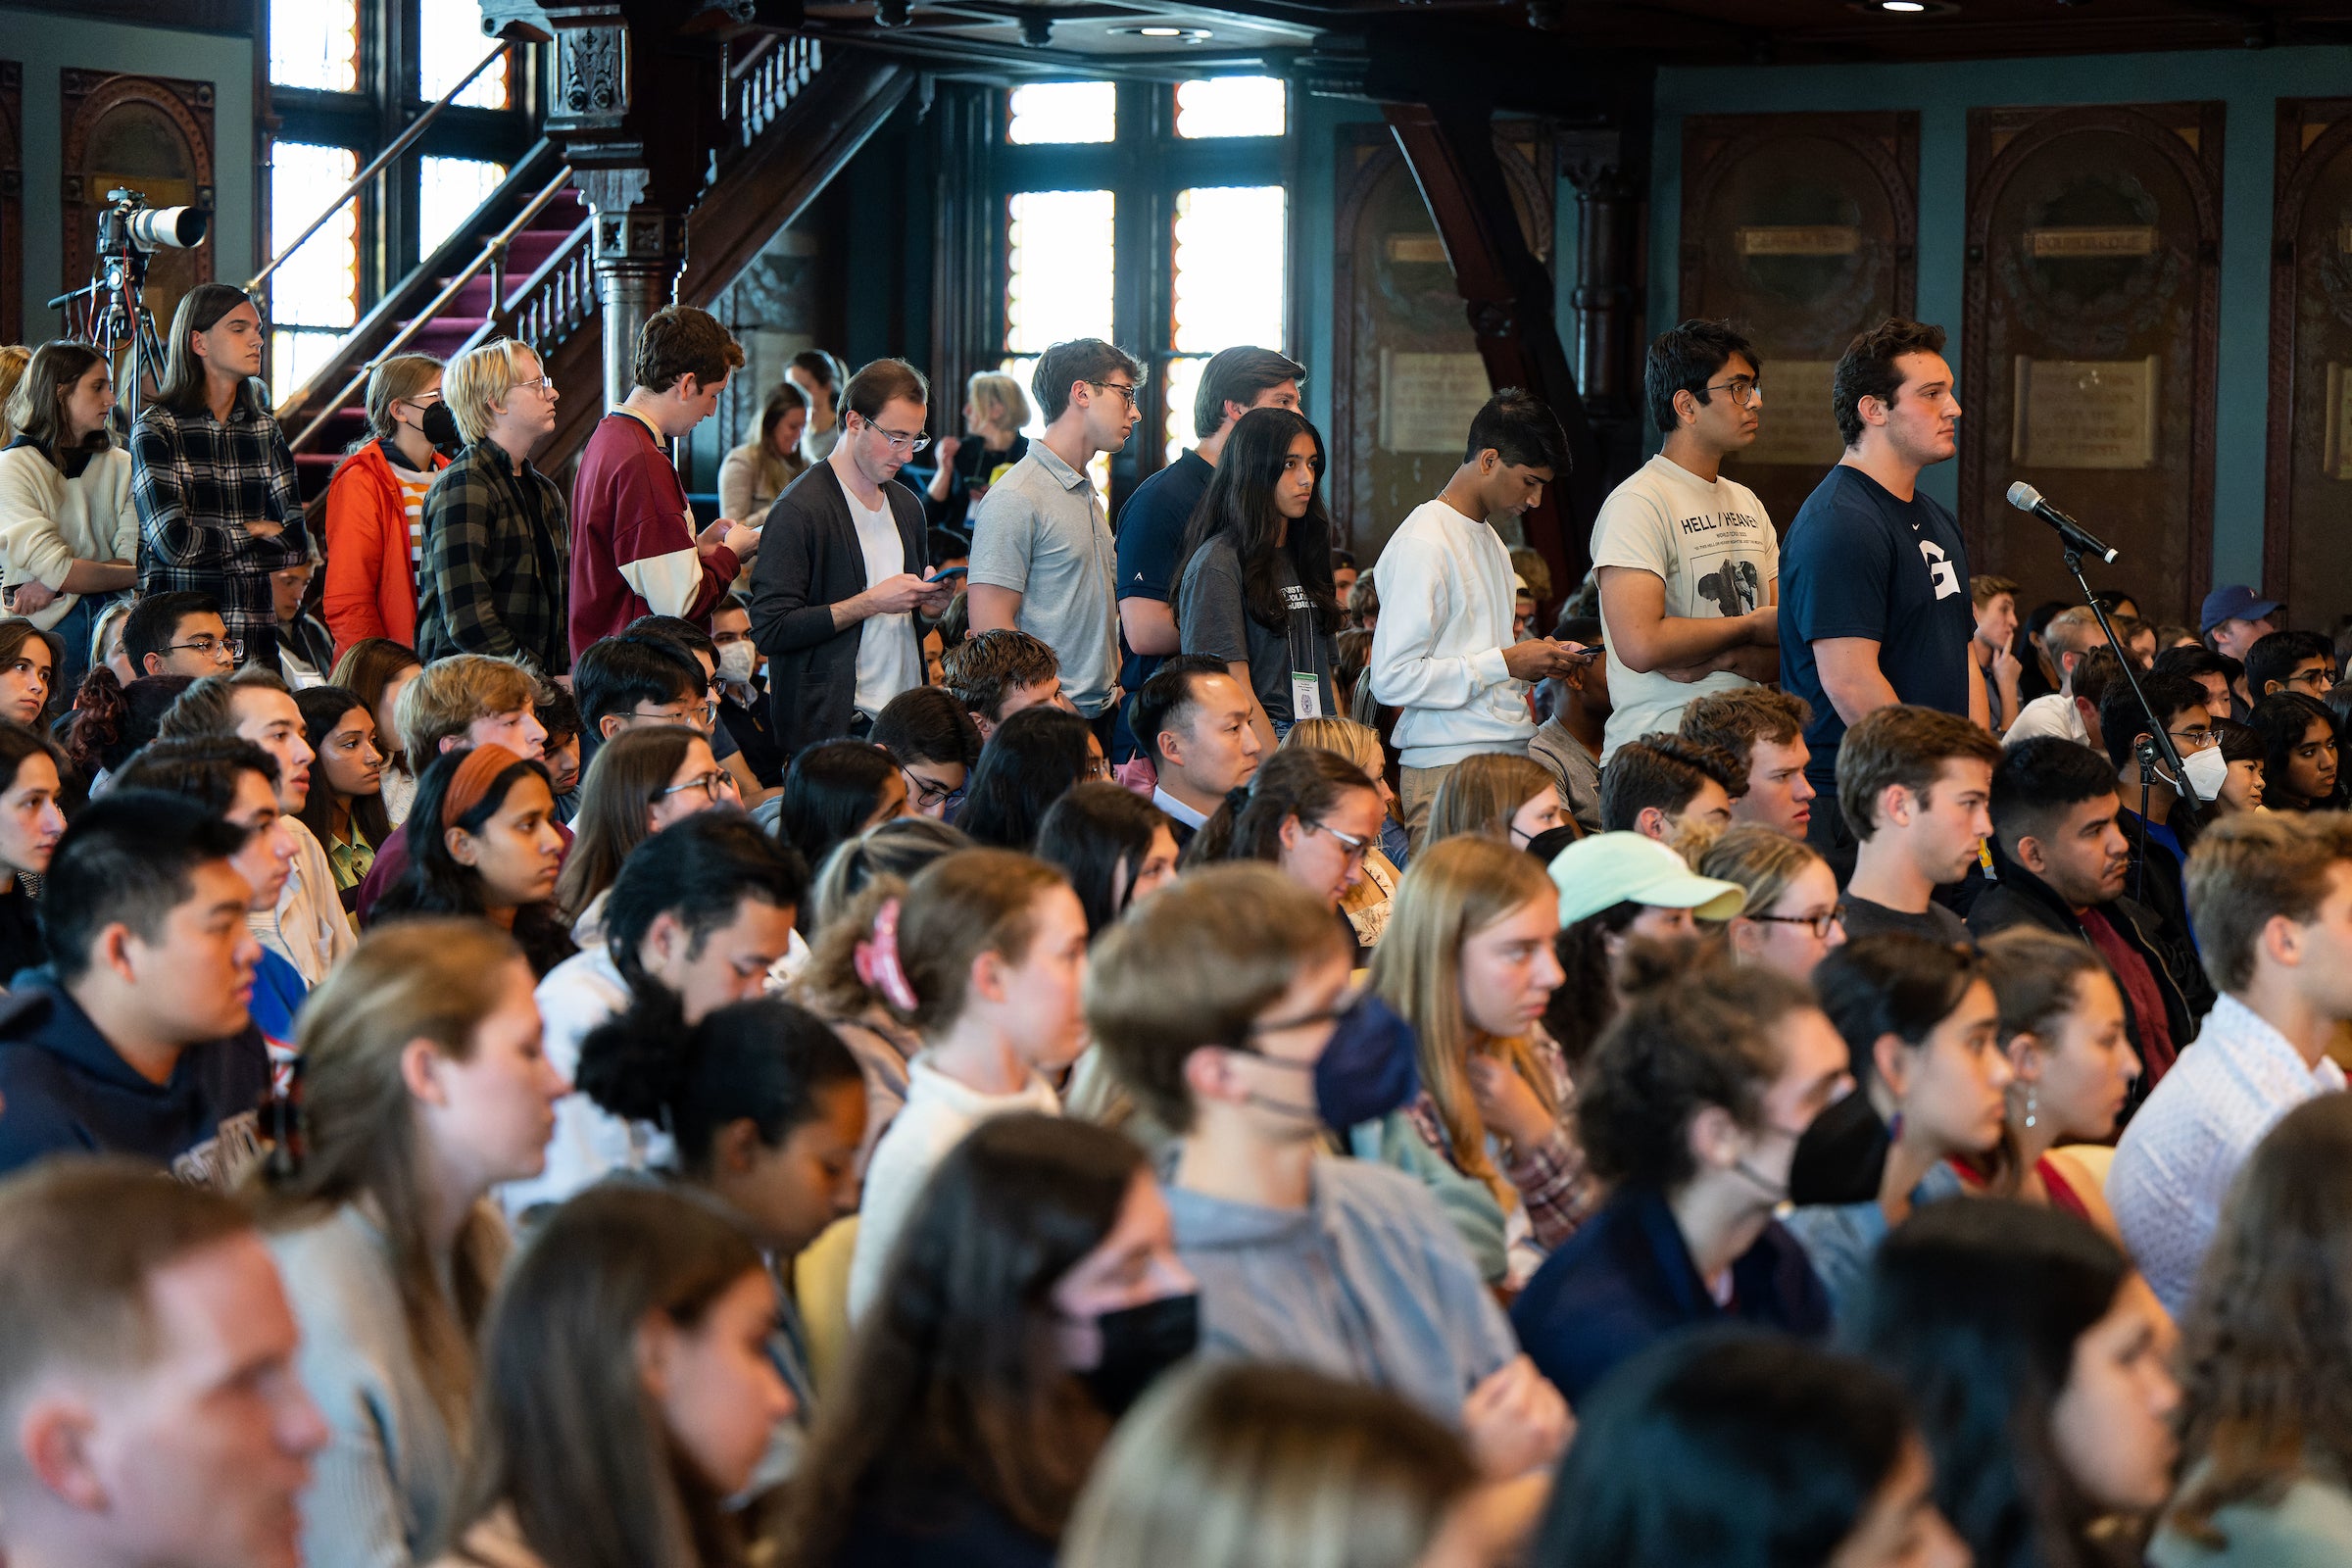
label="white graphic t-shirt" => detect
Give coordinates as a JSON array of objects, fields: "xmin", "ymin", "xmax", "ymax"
[{"xmin": 1590, "ymin": 454, "xmax": 1779, "ymax": 761}]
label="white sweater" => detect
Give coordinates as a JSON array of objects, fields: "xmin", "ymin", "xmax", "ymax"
[
  {"xmin": 1367, "ymin": 498, "xmax": 1535, "ymax": 767},
  {"xmin": 0, "ymin": 443, "xmax": 137, "ymax": 631}
]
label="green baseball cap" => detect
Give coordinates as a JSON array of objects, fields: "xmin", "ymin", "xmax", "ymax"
[{"xmin": 1546, "ymin": 831, "xmax": 1748, "ymax": 926}]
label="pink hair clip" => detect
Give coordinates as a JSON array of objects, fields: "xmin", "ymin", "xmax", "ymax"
[{"xmin": 854, "ymin": 896, "xmax": 919, "ymax": 1013}]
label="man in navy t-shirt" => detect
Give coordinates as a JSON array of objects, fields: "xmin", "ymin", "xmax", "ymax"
[
  {"xmin": 1780, "ymin": 318, "xmax": 1988, "ymax": 852},
  {"xmin": 1111, "ymin": 345, "xmax": 1302, "ymax": 760}
]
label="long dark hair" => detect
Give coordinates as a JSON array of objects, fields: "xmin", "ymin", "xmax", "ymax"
[
  {"xmin": 1844, "ymin": 1199, "xmax": 2132, "ymax": 1568},
  {"xmin": 957, "ymin": 706, "xmax": 1098, "ymax": 851},
  {"xmin": 1186, "ymin": 745, "xmax": 1377, "ymax": 866},
  {"xmin": 155, "ymin": 283, "xmax": 259, "ymax": 416},
  {"xmin": 294, "ymin": 684, "xmax": 393, "ymax": 858},
  {"xmin": 441, "ymin": 1183, "xmax": 767, "ymax": 1568},
  {"xmin": 0, "ymin": 620, "xmax": 66, "ymax": 728},
  {"xmin": 772, "ymin": 1113, "xmax": 1146, "ymax": 1567},
  {"xmin": 2246, "ymin": 691, "xmax": 2342, "ymax": 810},
  {"xmin": 374, "ymin": 745, "xmax": 575, "ymax": 976},
  {"xmin": 1034, "ymin": 782, "xmax": 1170, "ymax": 937},
  {"xmin": 1172, "ymin": 407, "xmax": 1341, "ymax": 635},
  {"xmin": 777, "ymin": 740, "xmax": 901, "ymax": 870}
]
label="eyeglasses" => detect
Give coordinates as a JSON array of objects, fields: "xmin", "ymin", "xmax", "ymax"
[
  {"xmin": 1703, "ymin": 377, "xmax": 1763, "ymax": 408},
  {"xmin": 2288, "ymin": 666, "xmax": 2339, "ymax": 692},
  {"xmin": 1086, "ymin": 379, "xmax": 1140, "ymax": 410},
  {"xmin": 168, "ymin": 634, "xmax": 242, "ymax": 663},
  {"xmin": 661, "ymin": 770, "xmax": 738, "ymax": 805},
  {"xmin": 1748, "ymin": 905, "xmax": 1847, "ymax": 940},
  {"xmin": 512, "ymin": 374, "xmax": 558, "ymax": 397},
  {"xmin": 903, "ymin": 767, "xmax": 963, "ymax": 812},
  {"xmin": 857, "ymin": 417, "xmax": 931, "ymax": 454},
  {"xmin": 2170, "ymin": 726, "xmax": 2222, "ymax": 749},
  {"xmin": 1302, "ymin": 818, "xmax": 1369, "ymax": 862},
  {"xmin": 632, "ymin": 701, "xmax": 717, "ymax": 733}
]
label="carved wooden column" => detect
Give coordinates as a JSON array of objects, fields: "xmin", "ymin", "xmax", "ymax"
[{"xmin": 1565, "ymin": 157, "xmax": 1638, "ymax": 421}]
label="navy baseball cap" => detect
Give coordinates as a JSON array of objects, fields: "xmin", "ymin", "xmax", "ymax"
[{"xmin": 2199, "ymin": 585, "xmax": 2282, "ymax": 636}]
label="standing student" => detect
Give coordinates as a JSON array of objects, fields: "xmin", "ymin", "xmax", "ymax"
[
  {"xmin": 131, "ymin": 284, "xmax": 310, "ymax": 672},
  {"xmin": 0, "ymin": 721, "xmax": 65, "ymax": 982},
  {"xmin": 369, "ymin": 745, "xmax": 572, "ymax": 976},
  {"xmin": 844, "ymin": 850, "xmax": 1090, "ymax": 1320},
  {"xmin": 1367, "ymin": 390, "xmax": 1579, "ymax": 839},
  {"xmin": 1834, "ymin": 705, "xmax": 1999, "ymax": 944},
  {"xmin": 1779, "ymin": 318, "xmax": 1985, "ymax": 847},
  {"xmin": 552, "ymin": 724, "xmax": 736, "ymax": 938},
  {"xmin": 415, "ymin": 339, "xmax": 568, "ymax": 675},
  {"xmin": 719, "ymin": 378, "xmax": 809, "ymax": 528},
  {"xmin": 750, "ymin": 358, "xmax": 950, "ymax": 754},
  {"xmin": 1173, "ymin": 408, "xmax": 1342, "ymax": 747},
  {"xmin": 259, "ymin": 920, "xmax": 566, "ymax": 1568},
  {"xmin": 1592, "ymin": 320, "xmax": 1782, "ymax": 760},
  {"xmin": 570, "ymin": 306, "xmax": 758, "ymax": 653},
  {"xmin": 926, "ymin": 369, "xmax": 1033, "ymax": 533},
  {"xmin": 2110, "ymin": 811, "xmax": 2352, "ymax": 1317},
  {"xmin": 294, "ymin": 684, "xmax": 392, "ymax": 912},
  {"xmin": 1511, "ymin": 965, "xmax": 1846, "ymax": 1401},
  {"xmin": 431, "ymin": 1184, "xmax": 795, "ymax": 1568},
  {"xmin": 1679, "ymin": 685, "xmax": 1817, "ymax": 840},
  {"xmin": 1127, "ymin": 657, "xmax": 1262, "ymax": 851},
  {"xmin": 0, "ymin": 339, "xmax": 138, "ymax": 693},
  {"xmin": 968, "ymin": 338, "xmax": 1139, "ymax": 734},
  {"xmin": 1115, "ymin": 346, "xmax": 1302, "ymax": 737},
  {"xmin": 1034, "ymin": 782, "xmax": 1179, "ymax": 940},
  {"xmin": 1703, "ymin": 825, "xmax": 1848, "ymax": 982},
  {"xmin": 320, "ymin": 353, "xmax": 449, "ymax": 653}
]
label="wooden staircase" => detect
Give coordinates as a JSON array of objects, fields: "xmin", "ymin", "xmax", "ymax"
[{"xmin": 276, "ymin": 37, "xmax": 914, "ymax": 507}]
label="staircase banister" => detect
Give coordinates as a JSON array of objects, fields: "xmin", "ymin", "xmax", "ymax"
[{"xmin": 457, "ymin": 220, "xmax": 593, "ymax": 358}]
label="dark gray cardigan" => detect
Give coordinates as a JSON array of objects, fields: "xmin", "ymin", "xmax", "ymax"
[{"xmin": 748, "ymin": 461, "xmax": 928, "ymax": 759}]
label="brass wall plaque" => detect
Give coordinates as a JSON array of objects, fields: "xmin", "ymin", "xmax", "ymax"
[
  {"xmin": 2026, "ymin": 225, "xmax": 2159, "ymax": 258},
  {"xmin": 1735, "ymin": 358, "xmax": 1843, "ymax": 468},
  {"xmin": 1736, "ymin": 224, "xmax": 1861, "ymax": 256},
  {"xmin": 2010, "ymin": 356, "xmax": 2159, "ymax": 469},
  {"xmin": 1380, "ymin": 350, "xmax": 1493, "ymax": 455}
]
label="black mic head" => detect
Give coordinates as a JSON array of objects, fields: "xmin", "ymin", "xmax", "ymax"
[{"xmin": 2006, "ymin": 480, "xmax": 2042, "ymax": 513}]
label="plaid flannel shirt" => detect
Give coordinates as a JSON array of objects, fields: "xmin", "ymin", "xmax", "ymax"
[
  {"xmin": 130, "ymin": 381, "xmax": 310, "ymax": 665},
  {"xmin": 415, "ymin": 440, "xmax": 570, "ymax": 675},
  {"xmin": 1401, "ymin": 1030, "xmax": 1598, "ymax": 1253}
]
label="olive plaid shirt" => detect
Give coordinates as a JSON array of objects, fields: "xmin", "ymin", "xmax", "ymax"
[
  {"xmin": 130, "ymin": 380, "xmax": 310, "ymax": 667},
  {"xmin": 415, "ymin": 440, "xmax": 570, "ymax": 675}
]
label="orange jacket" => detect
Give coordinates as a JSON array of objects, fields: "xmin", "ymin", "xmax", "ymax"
[{"xmin": 322, "ymin": 441, "xmax": 444, "ymax": 657}]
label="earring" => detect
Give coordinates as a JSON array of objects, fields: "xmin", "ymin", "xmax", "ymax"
[{"xmin": 2023, "ymin": 1087, "xmax": 2038, "ymax": 1130}]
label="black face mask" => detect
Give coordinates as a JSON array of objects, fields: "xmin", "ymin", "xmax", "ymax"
[
  {"xmin": 419, "ymin": 398, "xmax": 464, "ymax": 459},
  {"xmin": 1079, "ymin": 1292, "xmax": 1200, "ymax": 1416}
]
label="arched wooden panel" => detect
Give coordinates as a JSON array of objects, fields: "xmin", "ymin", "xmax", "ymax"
[
  {"xmin": 1959, "ymin": 102, "xmax": 2222, "ymax": 625},
  {"xmin": 1680, "ymin": 110, "xmax": 1918, "ymax": 535},
  {"xmin": 0, "ymin": 64, "xmax": 21, "ymax": 347},
  {"xmin": 60, "ymin": 70, "xmax": 216, "ymax": 355},
  {"xmin": 2265, "ymin": 98, "xmax": 2352, "ymax": 630}
]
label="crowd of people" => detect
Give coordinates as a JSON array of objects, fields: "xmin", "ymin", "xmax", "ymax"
[{"xmin": 1, "ymin": 279, "xmax": 2350, "ymax": 1568}]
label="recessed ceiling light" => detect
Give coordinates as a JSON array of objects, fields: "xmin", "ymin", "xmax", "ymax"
[
  {"xmin": 1113, "ymin": 24, "xmax": 1213, "ymax": 40},
  {"xmin": 1881, "ymin": 1, "xmax": 1928, "ymax": 10},
  {"xmin": 1849, "ymin": 0, "xmax": 1959, "ymax": 12}
]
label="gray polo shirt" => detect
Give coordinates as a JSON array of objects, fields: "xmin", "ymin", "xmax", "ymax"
[{"xmin": 968, "ymin": 442, "xmax": 1119, "ymax": 715}]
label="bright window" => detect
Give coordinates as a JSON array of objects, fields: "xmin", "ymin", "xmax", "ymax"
[
  {"xmin": 1163, "ymin": 355, "xmax": 1208, "ymax": 465},
  {"xmin": 1175, "ymin": 76, "xmax": 1285, "ymax": 139},
  {"xmin": 1005, "ymin": 189, "xmax": 1115, "ymax": 354},
  {"xmin": 270, "ymin": 0, "xmax": 360, "ymax": 93},
  {"xmin": 1008, "ymin": 82, "xmax": 1116, "ymax": 145},
  {"xmin": 270, "ymin": 142, "xmax": 360, "ymax": 397},
  {"xmin": 418, "ymin": 157, "xmax": 507, "ymax": 257},
  {"xmin": 1172, "ymin": 185, "xmax": 1286, "ymax": 353},
  {"xmin": 418, "ymin": 0, "xmax": 512, "ymax": 109}
]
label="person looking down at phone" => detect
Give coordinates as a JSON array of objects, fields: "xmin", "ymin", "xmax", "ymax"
[{"xmin": 751, "ymin": 357, "xmax": 954, "ymax": 757}]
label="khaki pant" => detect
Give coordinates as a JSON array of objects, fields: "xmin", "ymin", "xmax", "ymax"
[{"xmin": 1399, "ymin": 762, "xmax": 1455, "ymax": 855}]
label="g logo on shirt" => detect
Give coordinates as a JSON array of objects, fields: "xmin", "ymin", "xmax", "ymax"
[{"xmin": 1920, "ymin": 539, "xmax": 1961, "ymax": 602}]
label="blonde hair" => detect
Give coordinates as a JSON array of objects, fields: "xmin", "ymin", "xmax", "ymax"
[
  {"xmin": 1062, "ymin": 1360, "xmax": 1477, "ymax": 1568},
  {"xmin": 0, "ymin": 344, "xmax": 33, "ymax": 443},
  {"xmin": 1282, "ymin": 716, "xmax": 1384, "ymax": 778},
  {"xmin": 1370, "ymin": 835, "xmax": 1559, "ymax": 1196},
  {"xmin": 966, "ymin": 370, "xmax": 1032, "ymax": 436},
  {"xmin": 445, "ymin": 338, "xmax": 538, "ymax": 445},
  {"xmin": 364, "ymin": 353, "xmax": 444, "ymax": 443},
  {"xmin": 256, "ymin": 919, "xmax": 524, "ymax": 1434},
  {"xmin": 1421, "ymin": 752, "xmax": 1559, "ymax": 846},
  {"xmin": 1700, "ymin": 824, "xmax": 1825, "ymax": 927},
  {"xmin": 396, "ymin": 654, "xmax": 538, "ymax": 763}
]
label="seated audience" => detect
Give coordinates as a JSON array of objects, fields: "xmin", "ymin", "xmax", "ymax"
[
  {"xmin": 1701, "ymin": 824, "xmax": 1848, "ymax": 981},
  {"xmin": 329, "ymin": 637, "xmax": 423, "ymax": 823},
  {"xmin": 2098, "ymin": 669, "xmax": 2220, "ymax": 944},
  {"xmin": 776, "ymin": 739, "xmax": 909, "ymax": 872},
  {"xmin": 270, "ymin": 559, "xmax": 337, "ymax": 686},
  {"xmin": 1537, "ymin": 1333, "xmax": 1966, "ymax": 1568},
  {"xmin": 1678, "ymin": 686, "xmax": 1817, "ymax": 840},
  {"xmin": 0, "ymin": 720, "xmax": 66, "ymax": 981},
  {"xmin": 2244, "ymin": 627, "xmax": 2337, "ymax": 702},
  {"xmin": 1372, "ymin": 835, "xmax": 1592, "ymax": 1274},
  {"xmin": 871, "ymin": 683, "xmax": 982, "ymax": 820},
  {"xmin": 1035, "ymin": 782, "xmax": 1180, "ymax": 938},
  {"xmin": 1848, "ymin": 1200, "xmax": 2180, "ymax": 1568},
  {"xmin": 1285, "ymin": 713, "xmax": 1410, "ymax": 870},
  {"xmin": 2002, "ymin": 606, "xmax": 2112, "ymax": 745},
  {"xmin": 1512, "ymin": 965, "xmax": 1842, "ymax": 1401},
  {"xmin": 802, "ymin": 812, "xmax": 971, "ymax": 933},
  {"xmin": 2211, "ymin": 716, "xmax": 2265, "ymax": 814},
  {"xmin": 2247, "ymin": 690, "xmax": 2341, "ymax": 810},
  {"xmin": 779, "ymin": 1114, "xmax": 1198, "ymax": 1568},
  {"xmin": 1543, "ymin": 831, "xmax": 1745, "ymax": 1071},
  {"xmin": 719, "ymin": 378, "xmax": 809, "ymax": 527},
  {"xmin": 1528, "ymin": 616, "xmax": 1607, "ymax": 835},
  {"xmin": 1970, "ymin": 927, "xmax": 2137, "ymax": 1235},
  {"xmin": 320, "ymin": 353, "xmax": 446, "ymax": 653},
  {"xmin": 1970, "ymin": 735, "xmax": 2210, "ymax": 1087},
  {"xmin": 60, "ymin": 670, "xmax": 192, "ymax": 786},
  {"xmin": 86, "ymin": 595, "xmax": 136, "ymax": 685},
  {"xmin": 1129, "ymin": 656, "xmax": 1263, "ymax": 850},
  {"xmin": 1835, "ymin": 705, "xmax": 1999, "ymax": 943},
  {"xmin": 613, "ymin": 615, "xmax": 775, "ymax": 806},
  {"xmin": 431, "ymin": 1183, "xmax": 794, "ymax": 1568},
  {"xmin": 0, "ymin": 619, "xmax": 60, "ymax": 734},
  {"xmin": 710, "ymin": 595, "xmax": 786, "ymax": 788},
  {"xmin": 940, "ymin": 626, "xmax": 1067, "ymax": 740},
  {"xmin": 1972, "ymin": 574, "xmax": 2024, "ymax": 732},
  {"xmin": 1185, "ymin": 743, "xmax": 1387, "ymax": 924},
  {"xmin": 1596, "ymin": 732, "xmax": 1743, "ymax": 844},
  {"xmin": 0, "ymin": 791, "xmax": 267, "ymax": 1183},
  {"xmin": 2157, "ymin": 1093, "xmax": 2352, "ymax": 1566},
  {"xmin": 572, "ymin": 632, "xmax": 707, "ymax": 745},
  {"xmin": 555, "ymin": 724, "xmax": 736, "ymax": 939},
  {"xmin": 2155, "ymin": 642, "xmax": 2241, "ymax": 721},
  {"xmin": 925, "ymin": 371, "xmax": 1029, "ymax": 533},
  {"xmin": 1421, "ymin": 751, "xmax": 1567, "ymax": 849},
  {"xmin": 122, "ymin": 587, "xmax": 236, "ymax": 678},
  {"xmin": 511, "ymin": 809, "xmax": 803, "ymax": 1216},
  {"xmin": 0, "ymin": 1161, "xmax": 329, "ymax": 1568},
  {"xmin": 1087, "ymin": 861, "xmax": 1570, "ymax": 1466},
  {"xmin": 2110, "ymin": 811, "xmax": 2352, "ymax": 1317},
  {"xmin": 1784, "ymin": 935, "xmax": 2009, "ymax": 1309},
  {"xmin": 369, "ymin": 745, "xmax": 572, "ymax": 976},
  {"xmin": 956, "ymin": 705, "xmax": 1105, "ymax": 851},
  {"xmin": 575, "ymin": 997, "xmax": 864, "ymax": 1490},
  {"xmin": 293, "ymin": 684, "xmax": 390, "ymax": 914},
  {"xmin": 0, "ymin": 339, "xmax": 138, "ymax": 696},
  {"xmin": 845, "ymin": 850, "xmax": 1089, "ymax": 1319},
  {"xmin": 259, "ymin": 919, "xmax": 564, "ymax": 1568}
]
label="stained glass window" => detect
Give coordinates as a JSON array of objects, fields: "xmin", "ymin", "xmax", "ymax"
[
  {"xmin": 271, "ymin": 0, "xmax": 359, "ymax": 93},
  {"xmin": 1008, "ymin": 82, "xmax": 1115, "ymax": 145},
  {"xmin": 270, "ymin": 143, "xmax": 360, "ymax": 398},
  {"xmin": 1174, "ymin": 76, "xmax": 1285, "ymax": 139},
  {"xmin": 418, "ymin": 157, "xmax": 507, "ymax": 257},
  {"xmin": 1172, "ymin": 185, "xmax": 1286, "ymax": 353},
  {"xmin": 418, "ymin": 0, "xmax": 512, "ymax": 109}
]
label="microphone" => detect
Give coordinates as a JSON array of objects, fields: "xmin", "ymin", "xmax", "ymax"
[{"xmin": 2006, "ymin": 482, "xmax": 2118, "ymax": 564}]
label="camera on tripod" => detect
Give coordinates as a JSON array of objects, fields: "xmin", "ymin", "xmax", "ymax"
[{"xmin": 95, "ymin": 186, "xmax": 209, "ymax": 255}]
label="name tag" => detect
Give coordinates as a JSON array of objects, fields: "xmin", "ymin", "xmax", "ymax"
[{"xmin": 1292, "ymin": 672, "xmax": 1322, "ymax": 720}]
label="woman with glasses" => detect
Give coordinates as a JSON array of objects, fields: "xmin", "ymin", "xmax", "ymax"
[
  {"xmin": 2247, "ymin": 691, "xmax": 2341, "ymax": 811},
  {"xmin": 957, "ymin": 705, "xmax": 1108, "ymax": 852},
  {"xmin": 1701, "ymin": 824, "xmax": 1847, "ymax": 981},
  {"xmin": 554, "ymin": 724, "xmax": 738, "ymax": 944},
  {"xmin": 1186, "ymin": 746, "xmax": 1388, "ymax": 961},
  {"xmin": 775, "ymin": 739, "xmax": 911, "ymax": 878},
  {"xmin": 320, "ymin": 353, "xmax": 447, "ymax": 653}
]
